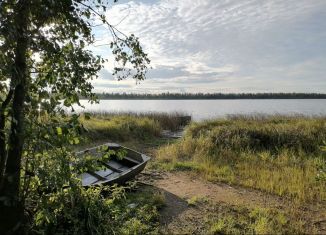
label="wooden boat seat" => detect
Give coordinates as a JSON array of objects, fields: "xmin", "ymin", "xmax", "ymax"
[
  {"xmin": 124, "ymin": 156, "xmax": 141, "ymax": 165},
  {"xmin": 87, "ymin": 171, "xmax": 106, "ymax": 181},
  {"xmin": 102, "ymin": 160, "xmax": 124, "ymax": 173},
  {"xmin": 80, "ymin": 173, "xmax": 98, "ymax": 186},
  {"xmin": 119, "ymin": 166, "xmax": 129, "ymax": 171},
  {"xmin": 95, "ymin": 169, "xmax": 114, "ymax": 178},
  {"xmin": 107, "ymin": 160, "xmax": 123, "ymax": 169}
]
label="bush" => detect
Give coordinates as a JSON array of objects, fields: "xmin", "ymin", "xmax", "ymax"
[{"xmin": 24, "ymin": 145, "xmax": 160, "ymax": 234}]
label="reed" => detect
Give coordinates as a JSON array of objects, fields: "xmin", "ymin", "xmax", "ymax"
[
  {"xmin": 83, "ymin": 111, "xmax": 190, "ymax": 130},
  {"xmin": 79, "ymin": 111, "xmax": 190, "ymax": 141}
]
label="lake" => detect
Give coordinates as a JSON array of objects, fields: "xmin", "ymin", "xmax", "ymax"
[{"xmin": 77, "ymin": 99, "xmax": 326, "ymax": 121}]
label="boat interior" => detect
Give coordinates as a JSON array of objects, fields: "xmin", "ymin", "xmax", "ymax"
[{"xmin": 78, "ymin": 144, "xmax": 144, "ymax": 186}]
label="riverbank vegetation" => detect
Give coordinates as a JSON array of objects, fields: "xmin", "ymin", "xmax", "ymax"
[
  {"xmin": 42, "ymin": 113, "xmax": 325, "ymax": 234},
  {"xmin": 24, "ymin": 113, "xmax": 326, "ymax": 234},
  {"xmin": 79, "ymin": 111, "xmax": 189, "ymax": 142},
  {"xmin": 156, "ymin": 115, "xmax": 326, "ymax": 203}
]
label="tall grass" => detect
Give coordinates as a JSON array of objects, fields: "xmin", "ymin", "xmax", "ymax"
[
  {"xmin": 80, "ymin": 111, "xmax": 190, "ymax": 141},
  {"xmin": 84, "ymin": 111, "xmax": 190, "ymax": 130},
  {"xmin": 156, "ymin": 115, "xmax": 326, "ymax": 202}
]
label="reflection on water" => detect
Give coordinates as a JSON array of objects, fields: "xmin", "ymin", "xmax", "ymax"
[{"xmin": 75, "ymin": 99, "xmax": 326, "ymax": 121}]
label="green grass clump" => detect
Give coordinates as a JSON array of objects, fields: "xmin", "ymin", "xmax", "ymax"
[
  {"xmin": 208, "ymin": 206, "xmax": 302, "ymax": 235},
  {"xmin": 186, "ymin": 196, "xmax": 208, "ymax": 206},
  {"xmin": 115, "ymin": 187, "xmax": 164, "ymax": 235},
  {"xmin": 156, "ymin": 115, "xmax": 326, "ymax": 202}
]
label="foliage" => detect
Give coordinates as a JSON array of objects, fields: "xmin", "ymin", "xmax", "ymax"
[
  {"xmin": 29, "ymin": 180, "xmax": 161, "ymax": 234},
  {"xmin": 156, "ymin": 115, "xmax": 326, "ymax": 202},
  {"xmin": 22, "ymin": 137, "xmax": 161, "ymax": 234},
  {"xmin": 0, "ymin": 0, "xmax": 150, "ymax": 233},
  {"xmin": 31, "ymin": 185, "xmax": 124, "ymax": 234}
]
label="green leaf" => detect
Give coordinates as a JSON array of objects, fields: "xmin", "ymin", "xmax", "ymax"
[
  {"xmin": 56, "ymin": 127, "xmax": 62, "ymax": 135},
  {"xmin": 73, "ymin": 137, "xmax": 80, "ymax": 144},
  {"xmin": 84, "ymin": 112, "xmax": 91, "ymax": 120}
]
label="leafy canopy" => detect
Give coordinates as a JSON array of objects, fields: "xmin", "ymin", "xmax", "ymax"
[
  {"xmin": 0, "ymin": 0, "xmax": 150, "ymax": 233},
  {"xmin": 0, "ymin": 0, "xmax": 150, "ymax": 110}
]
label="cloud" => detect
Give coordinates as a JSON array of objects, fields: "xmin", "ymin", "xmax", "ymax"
[{"xmin": 91, "ymin": 0, "xmax": 326, "ymax": 93}]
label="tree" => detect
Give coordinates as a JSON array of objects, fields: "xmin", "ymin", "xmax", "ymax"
[{"xmin": 0, "ymin": 0, "xmax": 150, "ymax": 233}]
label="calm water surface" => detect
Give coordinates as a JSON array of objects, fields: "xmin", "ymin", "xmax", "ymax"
[{"xmin": 77, "ymin": 99, "xmax": 326, "ymax": 121}]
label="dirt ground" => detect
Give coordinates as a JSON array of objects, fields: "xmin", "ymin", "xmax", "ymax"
[{"xmin": 137, "ymin": 170, "xmax": 326, "ymax": 234}]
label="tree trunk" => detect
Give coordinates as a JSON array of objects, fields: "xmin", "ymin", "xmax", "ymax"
[
  {"xmin": 0, "ymin": 0, "xmax": 30, "ymax": 234},
  {"xmin": 0, "ymin": 89, "xmax": 14, "ymax": 191}
]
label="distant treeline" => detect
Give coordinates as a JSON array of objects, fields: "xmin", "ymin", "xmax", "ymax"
[{"xmin": 92, "ymin": 92, "xmax": 326, "ymax": 100}]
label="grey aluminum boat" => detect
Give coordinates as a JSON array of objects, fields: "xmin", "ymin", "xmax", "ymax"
[{"xmin": 76, "ymin": 143, "xmax": 150, "ymax": 186}]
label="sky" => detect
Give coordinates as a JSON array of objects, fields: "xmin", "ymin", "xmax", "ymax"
[{"xmin": 90, "ymin": 0, "xmax": 326, "ymax": 93}]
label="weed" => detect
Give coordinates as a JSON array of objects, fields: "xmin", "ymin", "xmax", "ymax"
[
  {"xmin": 186, "ymin": 196, "xmax": 208, "ymax": 206},
  {"xmin": 208, "ymin": 205, "xmax": 302, "ymax": 234}
]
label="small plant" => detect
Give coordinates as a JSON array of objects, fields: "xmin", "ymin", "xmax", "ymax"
[
  {"xmin": 208, "ymin": 206, "xmax": 300, "ymax": 235},
  {"xmin": 209, "ymin": 218, "xmax": 228, "ymax": 234},
  {"xmin": 186, "ymin": 196, "xmax": 208, "ymax": 206},
  {"xmin": 152, "ymin": 191, "xmax": 166, "ymax": 209}
]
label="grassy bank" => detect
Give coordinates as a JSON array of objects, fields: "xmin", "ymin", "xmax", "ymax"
[
  {"xmin": 74, "ymin": 113, "xmax": 325, "ymax": 233},
  {"xmin": 79, "ymin": 111, "xmax": 189, "ymax": 142},
  {"xmin": 156, "ymin": 115, "xmax": 326, "ymax": 202}
]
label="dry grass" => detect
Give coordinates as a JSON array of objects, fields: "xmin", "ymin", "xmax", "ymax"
[{"xmin": 156, "ymin": 115, "xmax": 326, "ymax": 202}]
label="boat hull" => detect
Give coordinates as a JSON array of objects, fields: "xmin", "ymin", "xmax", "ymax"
[{"xmin": 77, "ymin": 143, "xmax": 150, "ymax": 186}]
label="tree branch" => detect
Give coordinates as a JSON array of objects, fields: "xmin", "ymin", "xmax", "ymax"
[
  {"xmin": 76, "ymin": 1, "xmax": 128, "ymax": 40},
  {"xmin": 1, "ymin": 88, "xmax": 14, "ymax": 110}
]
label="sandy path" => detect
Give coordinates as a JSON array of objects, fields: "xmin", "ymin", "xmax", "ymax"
[
  {"xmin": 138, "ymin": 170, "xmax": 326, "ymax": 234},
  {"xmin": 153, "ymin": 171, "xmax": 286, "ymax": 208}
]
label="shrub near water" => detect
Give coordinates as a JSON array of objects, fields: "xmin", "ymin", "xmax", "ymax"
[{"xmin": 157, "ymin": 116, "xmax": 326, "ymax": 202}]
